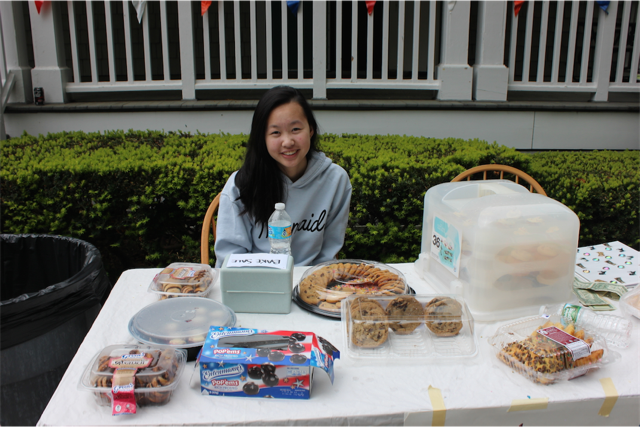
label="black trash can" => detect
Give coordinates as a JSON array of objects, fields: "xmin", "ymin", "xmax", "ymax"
[{"xmin": 0, "ymin": 234, "xmax": 111, "ymax": 426}]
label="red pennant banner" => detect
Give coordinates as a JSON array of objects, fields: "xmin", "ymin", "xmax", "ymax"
[
  {"xmin": 366, "ymin": 1, "xmax": 376, "ymax": 15},
  {"xmin": 201, "ymin": 1, "xmax": 212, "ymax": 16},
  {"xmin": 35, "ymin": 0, "xmax": 45, "ymax": 14},
  {"xmin": 514, "ymin": 1, "xmax": 524, "ymax": 16}
]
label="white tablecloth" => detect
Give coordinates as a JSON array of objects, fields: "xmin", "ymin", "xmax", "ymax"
[{"xmin": 38, "ymin": 264, "xmax": 640, "ymax": 426}]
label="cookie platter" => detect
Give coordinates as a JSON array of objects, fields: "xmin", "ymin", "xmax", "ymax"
[
  {"xmin": 341, "ymin": 294, "xmax": 478, "ymax": 359},
  {"xmin": 294, "ymin": 259, "xmax": 410, "ymax": 319}
]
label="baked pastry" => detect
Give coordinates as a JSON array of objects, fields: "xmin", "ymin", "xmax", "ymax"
[
  {"xmin": 424, "ymin": 297, "xmax": 463, "ymax": 337},
  {"xmin": 298, "ymin": 261, "xmax": 406, "ymax": 312},
  {"xmin": 349, "ymin": 297, "xmax": 389, "ymax": 348},
  {"xmin": 385, "ymin": 296, "xmax": 425, "ymax": 335},
  {"xmin": 497, "ymin": 321, "xmax": 604, "ymax": 385}
]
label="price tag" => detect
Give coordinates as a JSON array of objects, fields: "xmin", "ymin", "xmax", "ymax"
[{"xmin": 430, "ymin": 216, "xmax": 462, "ymax": 278}]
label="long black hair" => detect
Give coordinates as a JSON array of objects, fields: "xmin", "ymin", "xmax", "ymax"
[{"xmin": 235, "ymin": 86, "xmax": 320, "ymax": 227}]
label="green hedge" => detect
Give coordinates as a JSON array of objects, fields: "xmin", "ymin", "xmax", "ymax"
[{"xmin": 1, "ymin": 130, "xmax": 638, "ymax": 283}]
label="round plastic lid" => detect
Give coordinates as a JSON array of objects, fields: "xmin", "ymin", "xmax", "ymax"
[{"xmin": 128, "ymin": 297, "xmax": 236, "ymax": 348}]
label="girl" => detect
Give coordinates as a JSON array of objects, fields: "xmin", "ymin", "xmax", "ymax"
[{"xmin": 214, "ymin": 86, "xmax": 352, "ymax": 267}]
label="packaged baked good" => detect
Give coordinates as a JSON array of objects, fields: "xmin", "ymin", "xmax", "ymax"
[
  {"xmin": 341, "ymin": 294, "xmax": 477, "ymax": 359},
  {"xmin": 488, "ymin": 314, "xmax": 618, "ymax": 384},
  {"xmin": 79, "ymin": 344, "xmax": 186, "ymax": 410},
  {"xmin": 296, "ymin": 259, "xmax": 408, "ymax": 317},
  {"xmin": 148, "ymin": 262, "xmax": 217, "ymax": 299}
]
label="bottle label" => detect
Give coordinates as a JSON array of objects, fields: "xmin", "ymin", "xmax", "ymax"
[
  {"xmin": 561, "ymin": 304, "xmax": 582, "ymax": 323},
  {"xmin": 268, "ymin": 225, "xmax": 292, "ymax": 240}
]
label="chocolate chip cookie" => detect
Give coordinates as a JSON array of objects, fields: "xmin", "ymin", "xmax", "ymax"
[
  {"xmin": 385, "ymin": 296, "xmax": 425, "ymax": 335},
  {"xmin": 424, "ymin": 296, "xmax": 463, "ymax": 337}
]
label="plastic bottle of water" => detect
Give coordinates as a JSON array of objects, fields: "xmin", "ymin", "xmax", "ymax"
[
  {"xmin": 268, "ymin": 203, "xmax": 292, "ymax": 255},
  {"xmin": 540, "ymin": 303, "xmax": 632, "ymax": 348}
]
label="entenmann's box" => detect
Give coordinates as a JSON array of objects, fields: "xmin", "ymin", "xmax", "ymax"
[
  {"xmin": 415, "ymin": 181, "xmax": 579, "ymax": 322},
  {"xmin": 199, "ymin": 327, "xmax": 339, "ymax": 399}
]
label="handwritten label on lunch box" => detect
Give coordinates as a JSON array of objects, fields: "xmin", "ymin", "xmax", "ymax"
[
  {"xmin": 431, "ymin": 216, "xmax": 462, "ymax": 278},
  {"xmin": 227, "ymin": 254, "xmax": 289, "ymax": 270}
]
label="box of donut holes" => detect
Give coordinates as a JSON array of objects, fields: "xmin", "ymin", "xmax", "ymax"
[
  {"xmin": 341, "ymin": 294, "xmax": 477, "ymax": 359},
  {"xmin": 199, "ymin": 326, "xmax": 339, "ymax": 399},
  {"xmin": 148, "ymin": 262, "xmax": 218, "ymax": 299},
  {"xmin": 296, "ymin": 259, "xmax": 409, "ymax": 317},
  {"xmin": 79, "ymin": 344, "xmax": 187, "ymax": 412}
]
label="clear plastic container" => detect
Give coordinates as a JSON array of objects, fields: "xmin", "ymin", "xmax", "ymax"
[
  {"xmin": 296, "ymin": 260, "xmax": 409, "ymax": 317},
  {"xmin": 268, "ymin": 203, "xmax": 292, "ymax": 255},
  {"xmin": 147, "ymin": 262, "xmax": 217, "ymax": 299},
  {"xmin": 128, "ymin": 297, "xmax": 236, "ymax": 359},
  {"xmin": 79, "ymin": 344, "xmax": 187, "ymax": 407},
  {"xmin": 620, "ymin": 285, "xmax": 640, "ymax": 320},
  {"xmin": 488, "ymin": 314, "xmax": 618, "ymax": 385},
  {"xmin": 540, "ymin": 303, "xmax": 632, "ymax": 348},
  {"xmin": 415, "ymin": 181, "xmax": 579, "ymax": 322},
  {"xmin": 341, "ymin": 294, "xmax": 477, "ymax": 359}
]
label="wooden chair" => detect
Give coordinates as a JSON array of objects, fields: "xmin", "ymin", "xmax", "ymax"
[
  {"xmin": 200, "ymin": 193, "xmax": 221, "ymax": 264},
  {"xmin": 451, "ymin": 164, "xmax": 547, "ymax": 196}
]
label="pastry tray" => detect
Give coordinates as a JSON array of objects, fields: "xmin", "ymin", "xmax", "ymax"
[
  {"xmin": 340, "ymin": 294, "xmax": 477, "ymax": 359},
  {"xmin": 294, "ymin": 259, "xmax": 410, "ymax": 319}
]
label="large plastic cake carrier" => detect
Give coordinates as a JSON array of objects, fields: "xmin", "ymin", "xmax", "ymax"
[{"xmin": 414, "ymin": 180, "xmax": 579, "ymax": 322}]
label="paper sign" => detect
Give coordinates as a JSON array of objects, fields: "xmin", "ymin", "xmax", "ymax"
[
  {"xmin": 227, "ymin": 254, "xmax": 289, "ymax": 270},
  {"xmin": 430, "ymin": 216, "xmax": 462, "ymax": 278}
]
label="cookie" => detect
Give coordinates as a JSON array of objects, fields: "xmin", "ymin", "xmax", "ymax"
[
  {"xmin": 385, "ymin": 296, "xmax": 425, "ymax": 335},
  {"xmin": 299, "ymin": 278, "xmax": 325, "ymax": 305},
  {"xmin": 424, "ymin": 297, "xmax": 463, "ymax": 337},
  {"xmin": 350, "ymin": 299, "xmax": 389, "ymax": 348},
  {"xmin": 319, "ymin": 301, "xmax": 338, "ymax": 311}
]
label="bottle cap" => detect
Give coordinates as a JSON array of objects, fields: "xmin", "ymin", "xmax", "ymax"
[{"xmin": 275, "ymin": 203, "xmax": 285, "ymax": 210}]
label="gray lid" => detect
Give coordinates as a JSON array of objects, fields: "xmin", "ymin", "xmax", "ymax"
[
  {"xmin": 128, "ymin": 297, "xmax": 236, "ymax": 348},
  {"xmin": 275, "ymin": 202, "xmax": 285, "ymax": 210}
]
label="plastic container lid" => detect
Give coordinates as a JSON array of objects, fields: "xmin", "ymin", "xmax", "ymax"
[
  {"xmin": 341, "ymin": 294, "xmax": 477, "ymax": 359},
  {"xmin": 147, "ymin": 262, "xmax": 218, "ymax": 299},
  {"xmin": 620, "ymin": 285, "xmax": 640, "ymax": 320},
  {"xmin": 79, "ymin": 344, "xmax": 187, "ymax": 407},
  {"xmin": 488, "ymin": 314, "xmax": 618, "ymax": 385},
  {"xmin": 128, "ymin": 297, "xmax": 236, "ymax": 348},
  {"xmin": 296, "ymin": 259, "xmax": 409, "ymax": 317}
]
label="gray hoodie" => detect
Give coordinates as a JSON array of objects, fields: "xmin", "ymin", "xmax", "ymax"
[{"xmin": 214, "ymin": 151, "xmax": 352, "ymax": 267}]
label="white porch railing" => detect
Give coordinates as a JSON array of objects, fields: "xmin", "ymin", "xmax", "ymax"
[{"xmin": 1, "ymin": 0, "xmax": 638, "ymax": 104}]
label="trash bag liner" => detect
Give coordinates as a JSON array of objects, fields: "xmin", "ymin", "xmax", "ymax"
[{"xmin": 1, "ymin": 234, "xmax": 111, "ymax": 349}]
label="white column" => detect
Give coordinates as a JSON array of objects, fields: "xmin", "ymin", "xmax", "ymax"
[
  {"xmin": 437, "ymin": 0, "xmax": 472, "ymax": 100},
  {"xmin": 177, "ymin": 1, "xmax": 196, "ymax": 100},
  {"xmin": 1, "ymin": 1, "xmax": 32, "ymax": 103},
  {"xmin": 591, "ymin": 1, "xmax": 618, "ymax": 102},
  {"xmin": 312, "ymin": 1, "xmax": 327, "ymax": 99},
  {"xmin": 28, "ymin": 1, "xmax": 71, "ymax": 103},
  {"xmin": 473, "ymin": 1, "xmax": 508, "ymax": 101}
]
